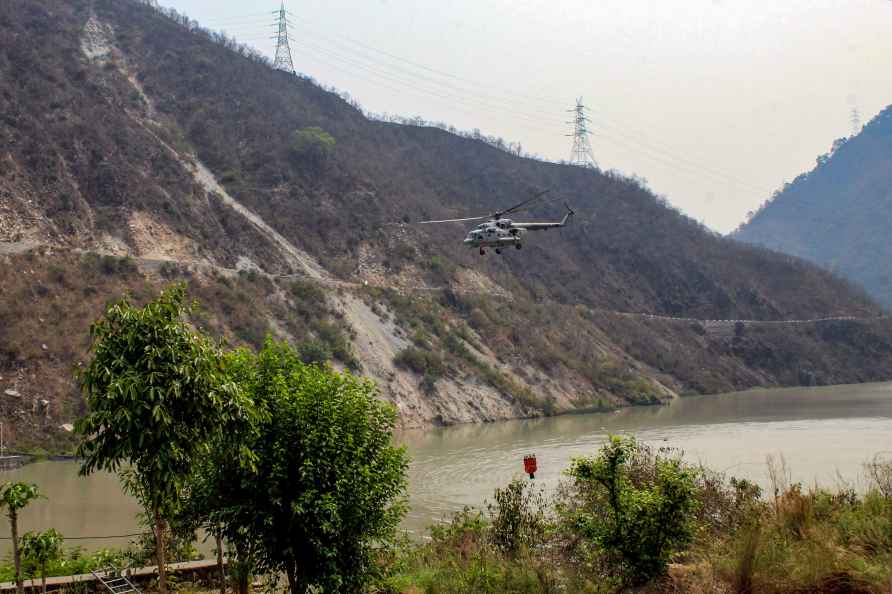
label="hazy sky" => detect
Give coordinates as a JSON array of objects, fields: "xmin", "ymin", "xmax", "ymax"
[{"xmin": 159, "ymin": 0, "xmax": 892, "ymax": 233}]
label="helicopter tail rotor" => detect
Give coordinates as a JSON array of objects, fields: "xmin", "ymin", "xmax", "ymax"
[{"xmin": 559, "ymin": 203, "xmax": 575, "ymax": 226}]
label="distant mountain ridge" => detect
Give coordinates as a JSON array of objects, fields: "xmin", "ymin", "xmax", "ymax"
[
  {"xmin": 734, "ymin": 106, "xmax": 892, "ymax": 306},
  {"xmin": 2, "ymin": 0, "xmax": 892, "ymax": 449}
]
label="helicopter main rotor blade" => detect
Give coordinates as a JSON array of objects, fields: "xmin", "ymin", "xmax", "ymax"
[
  {"xmin": 498, "ymin": 189, "xmax": 552, "ymax": 217},
  {"xmin": 416, "ymin": 215, "xmax": 488, "ymax": 224}
]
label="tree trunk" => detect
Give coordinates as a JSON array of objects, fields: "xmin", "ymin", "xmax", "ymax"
[
  {"xmin": 41, "ymin": 570, "xmax": 47, "ymax": 594},
  {"xmin": 232, "ymin": 543, "xmax": 250, "ymax": 594},
  {"xmin": 10, "ymin": 510, "xmax": 22, "ymax": 594},
  {"xmin": 153, "ymin": 506, "xmax": 167, "ymax": 594},
  {"xmin": 215, "ymin": 531, "xmax": 225, "ymax": 594},
  {"xmin": 236, "ymin": 572, "xmax": 248, "ymax": 594},
  {"xmin": 285, "ymin": 563, "xmax": 297, "ymax": 594}
]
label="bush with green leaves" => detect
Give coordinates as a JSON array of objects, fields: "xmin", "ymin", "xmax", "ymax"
[
  {"xmin": 393, "ymin": 346, "xmax": 446, "ymax": 393},
  {"xmin": 487, "ymin": 478, "xmax": 549, "ymax": 555},
  {"xmin": 289, "ymin": 126, "xmax": 336, "ymax": 165},
  {"xmin": 0, "ymin": 547, "xmax": 129, "ymax": 585},
  {"xmin": 296, "ymin": 338, "xmax": 332, "ymax": 365},
  {"xmin": 389, "ymin": 507, "xmax": 549, "ymax": 594},
  {"xmin": 561, "ymin": 436, "xmax": 699, "ymax": 584},
  {"xmin": 20, "ymin": 529, "xmax": 64, "ymax": 594}
]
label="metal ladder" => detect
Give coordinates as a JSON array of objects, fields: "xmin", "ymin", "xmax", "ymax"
[{"xmin": 91, "ymin": 566, "xmax": 142, "ymax": 594}]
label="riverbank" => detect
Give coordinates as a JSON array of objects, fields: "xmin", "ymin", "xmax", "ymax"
[{"xmin": 0, "ymin": 455, "xmax": 30, "ymax": 471}]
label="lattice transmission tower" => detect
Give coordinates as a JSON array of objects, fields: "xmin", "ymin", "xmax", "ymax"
[
  {"xmin": 850, "ymin": 107, "xmax": 861, "ymax": 136},
  {"xmin": 273, "ymin": 1, "xmax": 295, "ymax": 74},
  {"xmin": 567, "ymin": 98, "xmax": 597, "ymax": 168}
]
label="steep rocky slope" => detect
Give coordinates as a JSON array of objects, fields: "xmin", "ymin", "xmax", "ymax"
[
  {"xmin": 735, "ymin": 106, "xmax": 892, "ymax": 306},
  {"xmin": 2, "ymin": 0, "xmax": 892, "ymax": 448}
]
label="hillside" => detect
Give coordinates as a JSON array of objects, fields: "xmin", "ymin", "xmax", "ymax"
[
  {"xmin": 735, "ymin": 106, "xmax": 892, "ymax": 306},
  {"xmin": 2, "ymin": 0, "xmax": 892, "ymax": 448}
]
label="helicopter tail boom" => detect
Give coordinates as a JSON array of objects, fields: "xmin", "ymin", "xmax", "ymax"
[{"xmin": 510, "ymin": 204, "xmax": 575, "ymax": 230}]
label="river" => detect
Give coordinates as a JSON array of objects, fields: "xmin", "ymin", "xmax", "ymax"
[{"xmin": 2, "ymin": 382, "xmax": 892, "ymax": 554}]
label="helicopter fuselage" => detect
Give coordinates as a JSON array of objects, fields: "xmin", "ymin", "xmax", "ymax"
[
  {"xmin": 463, "ymin": 219, "xmax": 525, "ymax": 248},
  {"xmin": 462, "ymin": 208, "xmax": 573, "ymax": 253}
]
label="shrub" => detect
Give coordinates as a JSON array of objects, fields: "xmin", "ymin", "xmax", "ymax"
[
  {"xmin": 297, "ymin": 338, "xmax": 331, "ymax": 365},
  {"xmin": 312, "ymin": 319, "xmax": 356, "ymax": 366},
  {"xmin": 562, "ymin": 436, "xmax": 700, "ymax": 584},
  {"xmin": 865, "ymin": 454, "xmax": 892, "ymax": 498},
  {"xmin": 98, "ymin": 255, "xmax": 137, "ymax": 276},
  {"xmin": 158, "ymin": 261, "xmax": 179, "ymax": 279},
  {"xmin": 487, "ymin": 478, "xmax": 549, "ymax": 555},
  {"xmin": 289, "ymin": 126, "xmax": 335, "ymax": 165},
  {"xmin": 394, "ymin": 346, "xmax": 445, "ymax": 378},
  {"xmin": 289, "ymin": 280, "xmax": 326, "ymax": 311}
]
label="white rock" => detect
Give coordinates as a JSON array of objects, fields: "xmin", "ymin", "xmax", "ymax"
[
  {"xmin": 3, "ymin": 389, "xmax": 20, "ymax": 398},
  {"xmin": 59, "ymin": 423, "xmax": 75, "ymax": 433}
]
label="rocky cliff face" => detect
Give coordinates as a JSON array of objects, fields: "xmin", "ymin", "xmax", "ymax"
[{"xmin": 2, "ymin": 0, "xmax": 892, "ymax": 449}]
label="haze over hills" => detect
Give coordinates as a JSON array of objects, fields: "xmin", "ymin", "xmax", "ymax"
[
  {"xmin": 2, "ymin": 0, "xmax": 892, "ymax": 448},
  {"xmin": 734, "ymin": 106, "xmax": 892, "ymax": 308}
]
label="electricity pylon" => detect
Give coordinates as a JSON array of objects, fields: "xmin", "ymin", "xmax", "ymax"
[
  {"xmin": 273, "ymin": 1, "xmax": 295, "ymax": 74},
  {"xmin": 567, "ymin": 98, "xmax": 597, "ymax": 168}
]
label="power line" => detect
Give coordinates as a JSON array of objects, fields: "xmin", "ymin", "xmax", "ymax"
[
  {"xmin": 287, "ymin": 24, "xmax": 773, "ymax": 192},
  {"xmin": 290, "ymin": 18, "xmax": 566, "ymax": 110},
  {"xmin": 292, "ymin": 41, "xmax": 771, "ymax": 192},
  {"xmin": 192, "ymin": 9, "xmax": 775, "ymax": 196},
  {"xmin": 0, "ymin": 533, "xmax": 150, "ymax": 541}
]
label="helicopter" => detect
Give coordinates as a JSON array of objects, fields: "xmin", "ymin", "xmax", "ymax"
[{"xmin": 417, "ymin": 190, "xmax": 574, "ymax": 255}]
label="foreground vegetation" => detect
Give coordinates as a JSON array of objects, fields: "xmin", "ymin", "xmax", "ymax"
[
  {"xmin": 2, "ymin": 285, "xmax": 406, "ymax": 594},
  {"xmin": 383, "ymin": 443, "xmax": 892, "ymax": 594},
  {"xmin": 5, "ymin": 439, "xmax": 889, "ymax": 593}
]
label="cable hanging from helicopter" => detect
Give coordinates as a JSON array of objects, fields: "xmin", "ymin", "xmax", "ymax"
[{"xmin": 415, "ymin": 189, "xmax": 574, "ymax": 255}]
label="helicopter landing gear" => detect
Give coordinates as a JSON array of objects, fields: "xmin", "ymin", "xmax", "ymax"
[
  {"xmin": 479, "ymin": 248, "xmax": 485, "ymax": 256},
  {"xmin": 495, "ymin": 248, "xmax": 502, "ymax": 254}
]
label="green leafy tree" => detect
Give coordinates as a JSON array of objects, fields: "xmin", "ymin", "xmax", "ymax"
[
  {"xmin": 75, "ymin": 284, "xmax": 253, "ymax": 594},
  {"xmin": 0, "ymin": 482, "xmax": 41, "ymax": 594},
  {"xmin": 178, "ymin": 348, "xmax": 266, "ymax": 594},
  {"xmin": 563, "ymin": 436, "xmax": 699, "ymax": 584},
  {"xmin": 223, "ymin": 339, "xmax": 409, "ymax": 594},
  {"xmin": 176, "ymin": 462, "xmax": 235, "ymax": 594},
  {"xmin": 289, "ymin": 126, "xmax": 336, "ymax": 166},
  {"xmin": 20, "ymin": 529, "xmax": 64, "ymax": 594}
]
